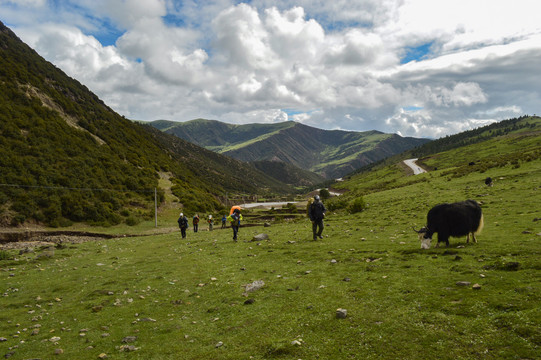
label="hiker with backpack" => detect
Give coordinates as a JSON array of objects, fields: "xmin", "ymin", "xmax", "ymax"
[
  {"xmin": 309, "ymin": 195, "xmax": 326, "ymax": 241},
  {"xmin": 177, "ymin": 213, "xmax": 189, "ymax": 239},
  {"xmin": 208, "ymin": 215, "xmax": 213, "ymax": 231},
  {"xmin": 227, "ymin": 208, "xmax": 243, "ymax": 241},
  {"xmin": 193, "ymin": 214, "xmax": 200, "ymax": 233}
]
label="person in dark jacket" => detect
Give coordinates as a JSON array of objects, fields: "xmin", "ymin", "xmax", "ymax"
[
  {"xmin": 193, "ymin": 214, "xmax": 199, "ymax": 233},
  {"xmin": 177, "ymin": 212, "xmax": 189, "ymax": 239},
  {"xmin": 309, "ymin": 195, "xmax": 326, "ymax": 240}
]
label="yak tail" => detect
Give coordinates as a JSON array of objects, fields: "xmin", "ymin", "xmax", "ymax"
[{"xmin": 475, "ymin": 213, "xmax": 484, "ymax": 234}]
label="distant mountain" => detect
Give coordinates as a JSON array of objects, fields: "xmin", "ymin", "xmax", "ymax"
[
  {"xmin": 0, "ymin": 21, "xmax": 293, "ymax": 227},
  {"xmin": 148, "ymin": 119, "xmax": 430, "ymax": 179}
]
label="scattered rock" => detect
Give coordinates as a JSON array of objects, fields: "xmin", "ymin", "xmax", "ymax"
[
  {"xmin": 330, "ymin": 259, "xmax": 337, "ymax": 264},
  {"xmin": 243, "ymin": 280, "xmax": 265, "ymax": 295},
  {"xmin": 98, "ymin": 354, "xmax": 108, "ymax": 359},
  {"xmin": 215, "ymin": 341, "xmax": 223, "ymax": 348},
  {"xmin": 54, "ymin": 348, "xmax": 64, "ymax": 355},
  {"xmin": 139, "ymin": 318, "xmax": 156, "ymax": 322},
  {"xmin": 336, "ymin": 308, "xmax": 348, "ymax": 319},
  {"xmin": 456, "ymin": 281, "xmax": 471, "ymax": 287},
  {"xmin": 472, "ymin": 283, "xmax": 482, "ymax": 290},
  {"xmin": 122, "ymin": 336, "xmax": 137, "ymax": 343},
  {"xmin": 343, "ymin": 277, "xmax": 351, "ymax": 282},
  {"xmin": 244, "ymin": 298, "xmax": 255, "ymax": 305},
  {"xmin": 50, "ymin": 336, "xmax": 61, "ymax": 342},
  {"xmin": 252, "ymin": 233, "xmax": 269, "ymax": 242},
  {"xmin": 120, "ymin": 345, "xmax": 138, "ymax": 352},
  {"xmin": 264, "ymin": 223, "xmax": 271, "ymax": 227}
]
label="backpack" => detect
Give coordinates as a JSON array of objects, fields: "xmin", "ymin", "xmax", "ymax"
[{"xmin": 178, "ymin": 216, "xmax": 188, "ymax": 228}]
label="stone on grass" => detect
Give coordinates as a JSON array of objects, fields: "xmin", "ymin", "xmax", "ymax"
[
  {"xmin": 54, "ymin": 348, "xmax": 64, "ymax": 355},
  {"xmin": 336, "ymin": 308, "xmax": 348, "ymax": 319},
  {"xmin": 120, "ymin": 345, "xmax": 138, "ymax": 352},
  {"xmin": 215, "ymin": 341, "xmax": 223, "ymax": 348},
  {"xmin": 456, "ymin": 281, "xmax": 471, "ymax": 287},
  {"xmin": 472, "ymin": 283, "xmax": 482, "ymax": 290},
  {"xmin": 98, "ymin": 354, "xmax": 108, "ymax": 359},
  {"xmin": 244, "ymin": 280, "xmax": 265, "ymax": 294},
  {"xmin": 122, "ymin": 336, "xmax": 137, "ymax": 343},
  {"xmin": 252, "ymin": 233, "xmax": 269, "ymax": 242}
]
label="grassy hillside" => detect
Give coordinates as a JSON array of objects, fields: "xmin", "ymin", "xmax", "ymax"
[
  {"xmin": 150, "ymin": 119, "xmax": 429, "ymax": 179},
  {"xmin": 0, "ymin": 21, "xmax": 293, "ymax": 227},
  {"xmin": 334, "ymin": 115, "xmax": 540, "ymax": 198},
  {"xmin": 251, "ymin": 160, "xmax": 326, "ymax": 188},
  {"xmin": 1, "ymin": 122, "xmax": 539, "ymax": 359}
]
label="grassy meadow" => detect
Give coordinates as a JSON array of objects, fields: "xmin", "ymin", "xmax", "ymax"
[{"xmin": 1, "ymin": 153, "xmax": 540, "ymax": 359}]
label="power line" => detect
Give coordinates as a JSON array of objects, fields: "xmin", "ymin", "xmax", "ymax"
[{"xmin": 0, "ymin": 183, "xmax": 155, "ymax": 193}]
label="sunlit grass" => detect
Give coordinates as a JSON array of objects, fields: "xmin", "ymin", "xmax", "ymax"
[{"xmin": 2, "ymin": 157, "xmax": 540, "ymax": 359}]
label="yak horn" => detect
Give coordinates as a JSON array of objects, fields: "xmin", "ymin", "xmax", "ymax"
[{"xmin": 412, "ymin": 226, "xmax": 421, "ymax": 233}]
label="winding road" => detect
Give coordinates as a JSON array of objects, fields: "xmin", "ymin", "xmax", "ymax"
[{"xmin": 403, "ymin": 158, "xmax": 427, "ymax": 175}]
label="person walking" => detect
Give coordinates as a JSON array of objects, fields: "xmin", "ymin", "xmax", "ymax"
[
  {"xmin": 309, "ymin": 195, "xmax": 326, "ymax": 241},
  {"xmin": 227, "ymin": 208, "xmax": 243, "ymax": 241},
  {"xmin": 193, "ymin": 214, "xmax": 200, "ymax": 233},
  {"xmin": 221, "ymin": 215, "xmax": 227, "ymax": 229},
  {"xmin": 177, "ymin": 212, "xmax": 189, "ymax": 239},
  {"xmin": 208, "ymin": 215, "xmax": 213, "ymax": 231}
]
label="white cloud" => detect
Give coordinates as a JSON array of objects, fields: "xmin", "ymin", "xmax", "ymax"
[{"xmin": 1, "ymin": 0, "xmax": 540, "ymax": 138}]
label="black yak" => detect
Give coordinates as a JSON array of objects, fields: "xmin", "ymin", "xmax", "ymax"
[{"xmin": 414, "ymin": 200, "xmax": 484, "ymax": 249}]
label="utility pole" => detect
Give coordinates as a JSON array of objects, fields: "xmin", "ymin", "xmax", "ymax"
[{"xmin": 154, "ymin": 188, "xmax": 158, "ymax": 228}]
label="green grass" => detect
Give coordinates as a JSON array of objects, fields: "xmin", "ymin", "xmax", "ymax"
[{"xmin": 1, "ymin": 157, "xmax": 540, "ymax": 359}]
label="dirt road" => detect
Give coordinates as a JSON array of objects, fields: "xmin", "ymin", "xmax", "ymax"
[{"xmin": 403, "ymin": 158, "xmax": 427, "ymax": 175}]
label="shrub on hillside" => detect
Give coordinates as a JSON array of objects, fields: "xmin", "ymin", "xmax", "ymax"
[
  {"xmin": 319, "ymin": 188, "xmax": 331, "ymax": 200},
  {"xmin": 347, "ymin": 197, "xmax": 366, "ymax": 214},
  {"xmin": 325, "ymin": 196, "xmax": 348, "ymax": 211}
]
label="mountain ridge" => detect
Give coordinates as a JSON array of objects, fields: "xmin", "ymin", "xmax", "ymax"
[{"xmin": 148, "ymin": 119, "xmax": 430, "ymax": 178}]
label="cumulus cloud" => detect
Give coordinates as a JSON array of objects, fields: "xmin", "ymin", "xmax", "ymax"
[{"xmin": 1, "ymin": 0, "xmax": 540, "ymax": 137}]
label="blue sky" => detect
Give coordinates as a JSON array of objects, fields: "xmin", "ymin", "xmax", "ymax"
[{"xmin": 1, "ymin": 0, "xmax": 540, "ymax": 138}]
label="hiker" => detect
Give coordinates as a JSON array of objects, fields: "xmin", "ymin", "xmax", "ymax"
[
  {"xmin": 227, "ymin": 208, "xmax": 243, "ymax": 241},
  {"xmin": 221, "ymin": 215, "xmax": 227, "ymax": 229},
  {"xmin": 193, "ymin": 214, "xmax": 200, "ymax": 233},
  {"xmin": 177, "ymin": 212, "xmax": 189, "ymax": 239},
  {"xmin": 208, "ymin": 215, "xmax": 213, "ymax": 231},
  {"xmin": 309, "ymin": 195, "xmax": 326, "ymax": 240}
]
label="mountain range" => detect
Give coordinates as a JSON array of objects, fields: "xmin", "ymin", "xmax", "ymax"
[
  {"xmin": 2, "ymin": 19, "xmax": 536, "ymax": 229},
  {"xmin": 148, "ymin": 119, "xmax": 430, "ymax": 179}
]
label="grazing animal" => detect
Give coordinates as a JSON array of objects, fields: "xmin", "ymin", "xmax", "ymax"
[
  {"xmin": 485, "ymin": 177, "xmax": 493, "ymax": 186},
  {"xmin": 414, "ymin": 200, "xmax": 484, "ymax": 249}
]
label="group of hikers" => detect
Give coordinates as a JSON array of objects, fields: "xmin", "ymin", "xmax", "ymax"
[{"xmin": 177, "ymin": 195, "xmax": 326, "ymax": 242}]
